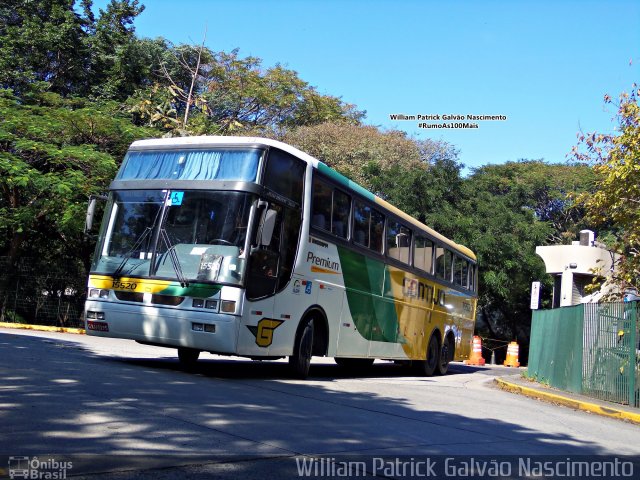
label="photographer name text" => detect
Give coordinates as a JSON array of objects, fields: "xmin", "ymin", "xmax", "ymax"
[{"xmin": 389, "ymin": 113, "xmax": 507, "ymax": 129}]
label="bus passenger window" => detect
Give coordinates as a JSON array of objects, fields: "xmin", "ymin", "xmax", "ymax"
[
  {"xmin": 444, "ymin": 250, "xmax": 453, "ymax": 281},
  {"xmin": 469, "ymin": 264, "xmax": 477, "ymax": 291},
  {"xmin": 332, "ymin": 189, "xmax": 350, "ymax": 239},
  {"xmin": 353, "ymin": 202, "xmax": 370, "ymax": 247},
  {"xmin": 387, "ymin": 222, "xmax": 411, "ymax": 264},
  {"xmin": 370, "ymin": 209, "xmax": 385, "ymax": 253},
  {"xmin": 414, "ymin": 236, "xmax": 434, "ymax": 274},
  {"xmin": 436, "ymin": 247, "xmax": 453, "ymax": 280},
  {"xmin": 454, "ymin": 257, "xmax": 469, "ymax": 287},
  {"xmin": 311, "ymin": 178, "xmax": 332, "ymax": 231}
]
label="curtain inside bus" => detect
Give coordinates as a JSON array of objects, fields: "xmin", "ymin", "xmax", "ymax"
[{"xmin": 116, "ymin": 149, "xmax": 261, "ymax": 182}]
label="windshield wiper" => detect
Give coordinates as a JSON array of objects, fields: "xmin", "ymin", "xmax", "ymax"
[
  {"xmin": 112, "ymin": 227, "xmax": 153, "ymax": 278},
  {"xmin": 159, "ymin": 228, "xmax": 190, "ymax": 287}
]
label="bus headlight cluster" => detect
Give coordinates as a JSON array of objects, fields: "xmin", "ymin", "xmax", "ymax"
[
  {"xmin": 89, "ymin": 288, "xmax": 110, "ymax": 299},
  {"xmin": 86, "ymin": 311, "xmax": 105, "ymax": 320},
  {"xmin": 220, "ymin": 300, "xmax": 236, "ymax": 314},
  {"xmin": 192, "ymin": 299, "xmax": 219, "ymax": 311}
]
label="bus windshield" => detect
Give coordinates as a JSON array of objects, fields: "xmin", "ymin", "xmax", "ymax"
[{"xmin": 91, "ymin": 190, "xmax": 254, "ymax": 285}]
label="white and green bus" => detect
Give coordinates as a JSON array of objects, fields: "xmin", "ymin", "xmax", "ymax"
[{"xmin": 85, "ymin": 136, "xmax": 477, "ymax": 378}]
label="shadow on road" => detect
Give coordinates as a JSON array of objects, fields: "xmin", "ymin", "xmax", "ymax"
[{"xmin": 0, "ymin": 331, "xmax": 630, "ymax": 478}]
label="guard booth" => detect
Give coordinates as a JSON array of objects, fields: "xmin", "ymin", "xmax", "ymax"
[
  {"xmin": 535, "ymin": 230, "xmax": 618, "ymax": 307},
  {"xmin": 530, "ymin": 231, "xmax": 639, "ymax": 407}
]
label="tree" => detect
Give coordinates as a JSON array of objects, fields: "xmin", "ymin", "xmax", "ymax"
[
  {"xmin": 0, "ymin": 0, "xmax": 90, "ymax": 95},
  {"xmin": 0, "ymin": 0, "xmax": 149, "ymax": 99},
  {"xmin": 465, "ymin": 160, "xmax": 596, "ymax": 243},
  {"xmin": 282, "ymin": 122, "xmax": 421, "ymax": 188},
  {"xmin": 129, "ymin": 48, "xmax": 365, "ymax": 136},
  {"xmin": 573, "ymin": 85, "xmax": 640, "ymax": 293},
  {"xmin": 87, "ymin": 0, "xmax": 148, "ymax": 99},
  {"xmin": 367, "ymin": 141, "xmax": 463, "ymax": 230},
  {"xmin": 451, "ymin": 161, "xmax": 596, "ymax": 349},
  {"xmin": 0, "ymin": 89, "xmax": 154, "ymax": 274}
]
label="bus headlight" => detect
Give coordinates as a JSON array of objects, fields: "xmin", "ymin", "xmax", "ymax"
[
  {"xmin": 86, "ymin": 311, "xmax": 105, "ymax": 320},
  {"xmin": 89, "ymin": 289, "xmax": 110, "ymax": 299},
  {"xmin": 220, "ymin": 300, "xmax": 236, "ymax": 314}
]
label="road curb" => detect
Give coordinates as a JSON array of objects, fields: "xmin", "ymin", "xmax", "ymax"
[
  {"xmin": 0, "ymin": 321, "xmax": 85, "ymax": 335},
  {"xmin": 495, "ymin": 377, "xmax": 640, "ymax": 425}
]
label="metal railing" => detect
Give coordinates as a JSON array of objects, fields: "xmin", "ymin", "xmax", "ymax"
[
  {"xmin": 583, "ymin": 302, "xmax": 638, "ymax": 406},
  {"xmin": 528, "ymin": 302, "xmax": 639, "ymax": 408}
]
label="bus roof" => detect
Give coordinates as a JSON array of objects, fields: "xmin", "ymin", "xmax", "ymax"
[{"xmin": 129, "ymin": 136, "xmax": 476, "ymax": 261}]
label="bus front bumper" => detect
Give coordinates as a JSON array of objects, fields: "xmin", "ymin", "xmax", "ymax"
[{"xmin": 84, "ymin": 300, "xmax": 239, "ymax": 354}]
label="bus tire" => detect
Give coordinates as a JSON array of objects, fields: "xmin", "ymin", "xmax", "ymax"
[
  {"xmin": 335, "ymin": 357, "xmax": 374, "ymax": 372},
  {"xmin": 436, "ymin": 335, "xmax": 454, "ymax": 376},
  {"xmin": 289, "ymin": 318, "xmax": 314, "ymax": 379},
  {"xmin": 178, "ymin": 347, "xmax": 200, "ymax": 367},
  {"xmin": 414, "ymin": 333, "xmax": 440, "ymax": 377}
]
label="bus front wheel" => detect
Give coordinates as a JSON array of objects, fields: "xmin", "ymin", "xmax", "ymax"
[
  {"xmin": 289, "ymin": 318, "xmax": 314, "ymax": 379},
  {"xmin": 178, "ymin": 347, "xmax": 200, "ymax": 367}
]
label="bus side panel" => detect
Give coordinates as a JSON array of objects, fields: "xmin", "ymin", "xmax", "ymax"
[
  {"xmin": 336, "ymin": 291, "xmax": 372, "ymax": 358},
  {"xmin": 337, "ymin": 246, "xmax": 477, "ymax": 361},
  {"xmin": 237, "ymin": 296, "xmax": 275, "ymax": 357},
  {"xmin": 315, "ymin": 280, "xmax": 344, "ymax": 358}
]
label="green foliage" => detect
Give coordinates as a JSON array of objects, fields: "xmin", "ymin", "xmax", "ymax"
[
  {"xmin": 0, "ymin": 0, "xmax": 147, "ymax": 98},
  {"xmin": 466, "ymin": 161, "xmax": 597, "ymax": 244},
  {"xmin": 0, "ymin": 89, "xmax": 154, "ymax": 275},
  {"xmin": 0, "ymin": 0, "xmax": 90, "ymax": 95},
  {"xmin": 574, "ymin": 85, "xmax": 640, "ymax": 293},
  {"xmin": 88, "ymin": 1, "xmax": 153, "ymax": 99},
  {"xmin": 452, "ymin": 161, "xmax": 596, "ymax": 339},
  {"xmin": 129, "ymin": 48, "xmax": 365, "ymax": 136},
  {"xmin": 282, "ymin": 122, "xmax": 420, "ymax": 188}
]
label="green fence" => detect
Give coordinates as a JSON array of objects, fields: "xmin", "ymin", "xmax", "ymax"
[
  {"xmin": 528, "ymin": 302, "xmax": 639, "ymax": 408},
  {"xmin": 0, "ymin": 257, "xmax": 86, "ymax": 329}
]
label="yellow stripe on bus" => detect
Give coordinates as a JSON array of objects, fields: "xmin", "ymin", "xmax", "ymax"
[
  {"xmin": 88, "ymin": 275, "xmax": 173, "ymax": 294},
  {"xmin": 310, "ymin": 265, "xmax": 341, "ymax": 274}
]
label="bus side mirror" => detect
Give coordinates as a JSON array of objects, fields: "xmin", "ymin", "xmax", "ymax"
[
  {"xmin": 260, "ymin": 209, "xmax": 277, "ymax": 246},
  {"xmin": 85, "ymin": 195, "xmax": 107, "ymax": 235}
]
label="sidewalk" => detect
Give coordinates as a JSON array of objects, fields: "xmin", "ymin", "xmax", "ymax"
[
  {"xmin": 0, "ymin": 321, "xmax": 85, "ymax": 335},
  {"xmin": 495, "ymin": 373, "xmax": 640, "ymax": 425}
]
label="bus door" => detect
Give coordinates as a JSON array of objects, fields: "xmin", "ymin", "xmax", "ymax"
[
  {"xmin": 241, "ymin": 202, "xmax": 301, "ymax": 356},
  {"xmin": 240, "ymin": 205, "xmax": 280, "ymax": 356}
]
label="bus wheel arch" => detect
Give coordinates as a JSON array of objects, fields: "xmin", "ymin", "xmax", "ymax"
[
  {"xmin": 301, "ymin": 306, "xmax": 329, "ymax": 357},
  {"xmin": 288, "ymin": 306, "xmax": 328, "ymax": 378}
]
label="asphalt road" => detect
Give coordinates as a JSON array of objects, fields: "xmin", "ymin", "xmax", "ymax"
[{"xmin": 1, "ymin": 328, "xmax": 638, "ymax": 479}]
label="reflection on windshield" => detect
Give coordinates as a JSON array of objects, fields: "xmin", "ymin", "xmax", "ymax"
[{"xmin": 92, "ymin": 190, "xmax": 254, "ymax": 285}]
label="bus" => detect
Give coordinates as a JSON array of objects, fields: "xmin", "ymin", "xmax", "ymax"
[{"xmin": 84, "ymin": 136, "xmax": 477, "ymax": 378}]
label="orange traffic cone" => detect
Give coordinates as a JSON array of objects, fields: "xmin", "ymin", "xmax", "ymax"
[
  {"xmin": 464, "ymin": 336, "xmax": 485, "ymax": 365},
  {"xmin": 503, "ymin": 341, "xmax": 520, "ymax": 367}
]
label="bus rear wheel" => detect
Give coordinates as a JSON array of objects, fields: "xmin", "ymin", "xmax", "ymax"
[
  {"xmin": 413, "ymin": 333, "xmax": 439, "ymax": 377},
  {"xmin": 178, "ymin": 347, "xmax": 200, "ymax": 367},
  {"xmin": 436, "ymin": 335, "xmax": 454, "ymax": 375},
  {"xmin": 289, "ymin": 318, "xmax": 314, "ymax": 379}
]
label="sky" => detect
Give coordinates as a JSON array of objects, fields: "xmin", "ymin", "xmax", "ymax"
[{"xmin": 92, "ymin": 0, "xmax": 639, "ymax": 170}]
